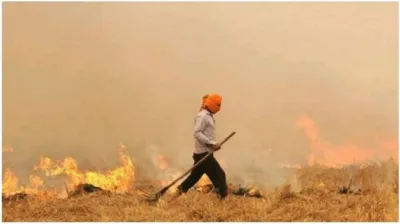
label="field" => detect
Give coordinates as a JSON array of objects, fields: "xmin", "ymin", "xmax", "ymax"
[
  {"xmin": 2, "ymin": 2, "xmax": 398, "ymax": 222},
  {"xmin": 3, "ymin": 159, "xmax": 398, "ymax": 222}
]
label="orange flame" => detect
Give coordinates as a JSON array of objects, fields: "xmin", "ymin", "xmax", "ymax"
[
  {"xmin": 3, "ymin": 145, "xmax": 14, "ymax": 152},
  {"xmin": 2, "ymin": 169, "xmax": 19, "ymax": 196},
  {"xmin": 1, "ymin": 168, "xmax": 51, "ymax": 199},
  {"xmin": 157, "ymin": 155, "xmax": 169, "ymax": 171},
  {"xmin": 29, "ymin": 175, "xmax": 44, "ymax": 189},
  {"xmin": 297, "ymin": 114, "xmax": 398, "ymax": 167},
  {"xmin": 28, "ymin": 143, "xmax": 135, "ymax": 194},
  {"xmin": 195, "ymin": 175, "xmax": 213, "ymax": 193}
]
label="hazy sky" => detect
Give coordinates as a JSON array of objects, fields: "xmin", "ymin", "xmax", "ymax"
[{"xmin": 2, "ymin": 2, "xmax": 398, "ymax": 186}]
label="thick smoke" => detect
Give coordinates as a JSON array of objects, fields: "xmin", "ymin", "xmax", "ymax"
[{"xmin": 2, "ymin": 2, "xmax": 398, "ymax": 188}]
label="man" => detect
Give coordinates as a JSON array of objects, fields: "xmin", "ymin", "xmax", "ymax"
[{"xmin": 175, "ymin": 94, "xmax": 228, "ymax": 199}]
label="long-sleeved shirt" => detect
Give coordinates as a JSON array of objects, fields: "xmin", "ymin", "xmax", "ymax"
[{"xmin": 193, "ymin": 109, "xmax": 216, "ymax": 154}]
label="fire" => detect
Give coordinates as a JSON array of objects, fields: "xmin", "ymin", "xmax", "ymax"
[
  {"xmin": 10, "ymin": 143, "xmax": 136, "ymax": 195},
  {"xmin": 2, "ymin": 147, "xmax": 55, "ymax": 199},
  {"xmin": 154, "ymin": 154, "xmax": 172, "ymax": 186},
  {"xmin": 157, "ymin": 155, "xmax": 169, "ymax": 171},
  {"xmin": 3, "ymin": 145, "xmax": 14, "ymax": 152},
  {"xmin": 34, "ymin": 156, "xmax": 83, "ymax": 185},
  {"xmin": 296, "ymin": 114, "xmax": 398, "ymax": 167},
  {"xmin": 193, "ymin": 158, "xmax": 226, "ymax": 190},
  {"xmin": 195, "ymin": 175, "xmax": 213, "ymax": 193},
  {"xmin": 197, "ymin": 175, "xmax": 212, "ymax": 187},
  {"xmin": 29, "ymin": 175, "xmax": 44, "ymax": 189},
  {"xmin": 1, "ymin": 168, "xmax": 53, "ymax": 199},
  {"xmin": 153, "ymin": 153, "xmax": 216, "ymax": 193},
  {"xmin": 5, "ymin": 113, "xmax": 395, "ymax": 199},
  {"xmin": 195, "ymin": 158, "xmax": 226, "ymax": 189},
  {"xmin": 155, "ymin": 155, "xmax": 182, "ymax": 194},
  {"xmin": 2, "ymin": 169, "xmax": 19, "ymax": 196}
]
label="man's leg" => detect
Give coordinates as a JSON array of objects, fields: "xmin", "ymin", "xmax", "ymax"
[
  {"xmin": 204, "ymin": 156, "xmax": 228, "ymax": 199},
  {"xmin": 177, "ymin": 153, "xmax": 207, "ymax": 193}
]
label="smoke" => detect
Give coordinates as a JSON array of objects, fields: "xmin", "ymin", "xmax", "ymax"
[{"xmin": 2, "ymin": 2, "xmax": 398, "ymax": 188}]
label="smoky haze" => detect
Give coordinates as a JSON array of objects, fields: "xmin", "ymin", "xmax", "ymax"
[{"xmin": 2, "ymin": 2, "xmax": 398, "ymax": 188}]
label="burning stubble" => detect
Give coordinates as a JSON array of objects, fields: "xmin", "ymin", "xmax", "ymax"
[{"xmin": 2, "ymin": 2, "xmax": 398, "ymax": 196}]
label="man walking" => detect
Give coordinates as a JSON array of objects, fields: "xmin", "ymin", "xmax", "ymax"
[{"xmin": 175, "ymin": 94, "xmax": 228, "ymax": 199}]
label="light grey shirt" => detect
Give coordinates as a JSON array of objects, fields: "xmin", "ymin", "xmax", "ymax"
[{"xmin": 193, "ymin": 109, "xmax": 216, "ymax": 154}]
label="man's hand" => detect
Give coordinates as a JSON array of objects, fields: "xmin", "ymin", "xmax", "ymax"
[
  {"xmin": 212, "ymin": 143, "xmax": 222, "ymax": 151},
  {"xmin": 206, "ymin": 142, "xmax": 222, "ymax": 151}
]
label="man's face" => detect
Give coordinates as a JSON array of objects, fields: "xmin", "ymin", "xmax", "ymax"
[{"xmin": 212, "ymin": 102, "xmax": 221, "ymax": 114}]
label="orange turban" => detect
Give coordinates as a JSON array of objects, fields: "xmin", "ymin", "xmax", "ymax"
[{"xmin": 201, "ymin": 94, "xmax": 222, "ymax": 113}]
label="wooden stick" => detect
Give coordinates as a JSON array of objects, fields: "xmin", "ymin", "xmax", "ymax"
[{"xmin": 150, "ymin": 131, "xmax": 236, "ymax": 198}]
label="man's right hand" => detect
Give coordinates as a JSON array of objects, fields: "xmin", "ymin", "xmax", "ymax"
[{"xmin": 212, "ymin": 143, "xmax": 222, "ymax": 151}]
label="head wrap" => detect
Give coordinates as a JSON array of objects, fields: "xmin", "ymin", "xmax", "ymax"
[{"xmin": 201, "ymin": 94, "xmax": 222, "ymax": 114}]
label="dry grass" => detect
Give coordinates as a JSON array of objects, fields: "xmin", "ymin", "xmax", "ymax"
[{"xmin": 3, "ymin": 160, "xmax": 398, "ymax": 222}]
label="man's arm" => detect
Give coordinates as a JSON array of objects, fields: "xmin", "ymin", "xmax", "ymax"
[{"xmin": 193, "ymin": 115, "xmax": 216, "ymax": 146}]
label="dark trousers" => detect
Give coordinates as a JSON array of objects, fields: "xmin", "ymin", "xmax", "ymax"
[{"xmin": 178, "ymin": 152, "xmax": 228, "ymax": 198}]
